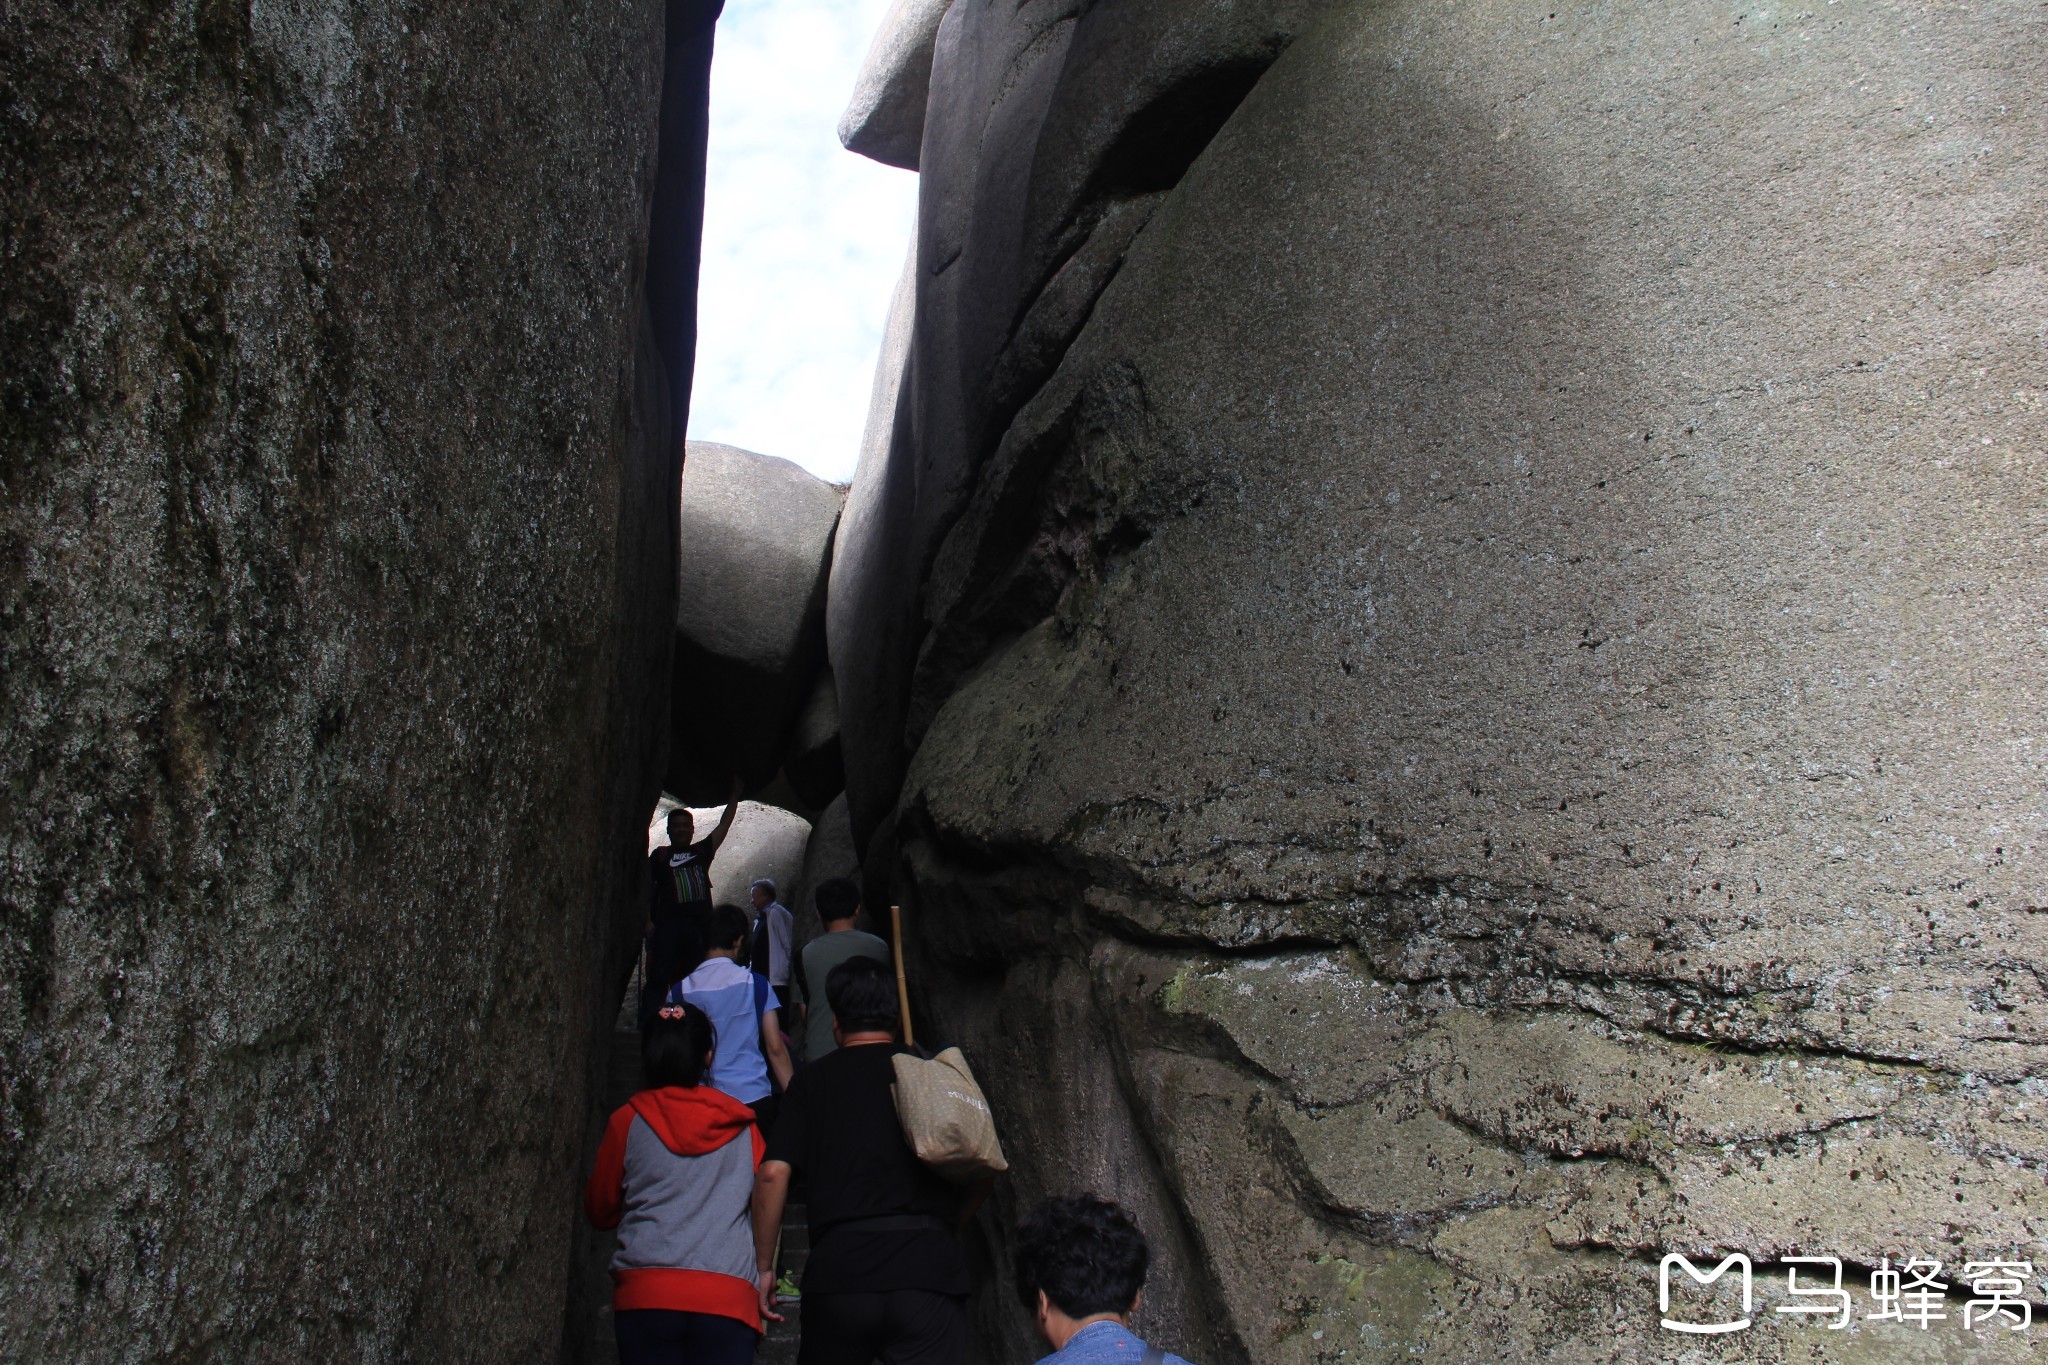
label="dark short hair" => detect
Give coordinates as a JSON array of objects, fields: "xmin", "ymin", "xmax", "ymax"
[
  {"xmin": 825, "ymin": 954, "xmax": 897, "ymax": 1033},
  {"xmin": 665, "ymin": 807, "xmax": 692, "ymax": 828},
  {"xmin": 1014, "ymin": 1195, "xmax": 1151, "ymax": 1319},
  {"xmin": 709, "ymin": 903, "xmax": 750, "ymax": 951},
  {"xmin": 643, "ymin": 1001, "xmax": 715, "ymax": 1089},
  {"xmin": 814, "ymin": 876, "xmax": 860, "ymax": 923}
]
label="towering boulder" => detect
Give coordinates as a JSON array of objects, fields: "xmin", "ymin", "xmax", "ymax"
[
  {"xmin": 0, "ymin": 0, "xmax": 698, "ymax": 1358},
  {"xmin": 830, "ymin": 0, "xmax": 1334, "ymax": 850},
  {"xmin": 837, "ymin": 0, "xmax": 951, "ymax": 170},
  {"xmin": 670, "ymin": 441, "xmax": 845, "ymax": 801},
  {"xmin": 835, "ymin": 1, "xmax": 2048, "ymax": 1360},
  {"xmin": 829, "ymin": 227, "xmax": 922, "ymax": 847}
]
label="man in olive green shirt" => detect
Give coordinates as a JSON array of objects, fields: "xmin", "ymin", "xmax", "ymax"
[{"xmin": 793, "ymin": 877, "xmax": 890, "ymax": 1061}]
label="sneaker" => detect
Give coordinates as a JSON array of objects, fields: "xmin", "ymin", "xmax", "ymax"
[{"xmin": 774, "ymin": 1272, "xmax": 802, "ymax": 1303}]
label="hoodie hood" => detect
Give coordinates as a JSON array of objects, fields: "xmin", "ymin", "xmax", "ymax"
[{"xmin": 629, "ymin": 1085, "xmax": 756, "ymax": 1157}]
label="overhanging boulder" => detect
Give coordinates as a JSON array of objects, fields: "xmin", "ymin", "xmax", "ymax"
[
  {"xmin": 669, "ymin": 441, "xmax": 844, "ymax": 801},
  {"xmin": 836, "ymin": 0, "xmax": 950, "ymax": 170}
]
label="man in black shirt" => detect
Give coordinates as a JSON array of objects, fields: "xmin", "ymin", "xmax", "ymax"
[
  {"xmin": 751, "ymin": 957, "xmax": 973, "ymax": 1363},
  {"xmin": 641, "ymin": 781, "xmax": 741, "ymax": 1031}
]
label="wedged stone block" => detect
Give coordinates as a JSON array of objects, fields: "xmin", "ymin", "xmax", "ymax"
[{"xmin": 670, "ymin": 441, "xmax": 844, "ymax": 800}]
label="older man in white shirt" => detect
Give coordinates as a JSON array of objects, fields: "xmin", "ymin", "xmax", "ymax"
[{"xmin": 748, "ymin": 878, "xmax": 795, "ymax": 996}]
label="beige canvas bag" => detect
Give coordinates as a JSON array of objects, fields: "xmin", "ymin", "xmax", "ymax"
[{"xmin": 891, "ymin": 1047, "xmax": 1009, "ymax": 1182}]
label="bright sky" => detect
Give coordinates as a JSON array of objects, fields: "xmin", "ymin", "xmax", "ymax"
[{"xmin": 688, "ymin": 0, "xmax": 919, "ymax": 484}]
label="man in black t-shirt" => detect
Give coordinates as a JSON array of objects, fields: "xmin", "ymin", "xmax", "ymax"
[
  {"xmin": 751, "ymin": 957, "xmax": 973, "ymax": 1364},
  {"xmin": 640, "ymin": 782, "xmax": 741, "ymax": 1032}
]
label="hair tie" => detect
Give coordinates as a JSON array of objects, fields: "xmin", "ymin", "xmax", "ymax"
[{"xmin": 658, "ymin": 1005, "xmax": 685, "ymax": 1021}]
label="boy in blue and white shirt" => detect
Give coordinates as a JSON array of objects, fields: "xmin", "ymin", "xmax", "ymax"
[
  {"xmin": 668, "ymin": 904, "xmax": 795, "ymax": 1134},
  {"xmin": 1015, "ymin": 1195, "xmax": 1198, "ymax": 1365}
]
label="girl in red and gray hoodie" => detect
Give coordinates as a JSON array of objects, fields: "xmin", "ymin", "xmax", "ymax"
[{"xmin": 586, "ymin": 1001, "xmax": 764, "ymax": 1364}]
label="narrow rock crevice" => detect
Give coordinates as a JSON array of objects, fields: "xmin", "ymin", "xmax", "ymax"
[{"xmin": 1077, "ymin": 54, "xmax": 1280, "ymax": 203}]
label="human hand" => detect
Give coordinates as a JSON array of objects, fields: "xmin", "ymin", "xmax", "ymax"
[{"xmin": 756, "ymin": 1268, "xmax": 784, "ymax": 1323}]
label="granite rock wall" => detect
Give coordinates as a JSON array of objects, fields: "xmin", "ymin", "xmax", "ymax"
[
  {"xmin": 834, "ymin": 1, "xmax": 2048, "ymax": 1359},
  {"xmin": 0, "ymin": 0, "xmax": 689, "ymax": 1357}
]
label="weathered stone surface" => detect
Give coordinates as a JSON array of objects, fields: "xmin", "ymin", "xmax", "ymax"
[
  {"xmin": 828, "ymin": 227, "xmax": 921, "ymax": 848},
  {"xmin": 0, "ymin": 0, "xmax": 681, "ymax": 1358},
  {"xmin": 843, "ymin": 0, "xmax": 2048, "ymax": 1358},
  {"xmin": 671, "ymin": 442, "xmax": 844, "ymax": 801},
  {"xmin": 781, "ymin": 668, "xmax": 845, "ymax": 811},
  {"xmin": 923, "ymin": 953, "xmax": 1233, "ymax": 1360},
  {"xmin": 829, "ymin": 0, "xmax": 1332, "ymax": 852},
  {"xmin": 790, "ymin": 793, "xmax": 859, "ymax": 943},
  {"xmin": 677, "ymin": 443, "xmax": 843, "ymax": 672},
  {"xmin": 563, "ymin": 305, "xmax": 685, "ymax": 1365},
  {"xmin": 837, "ymin": 0, "xmax": 950, "ymax": 171},
  {"xmin": 563, "ymin": 5, "xmax": 721, "ymax": 1356},
  {"xmin": 651, "ymin": 800, "xmax": 812, "ymax": 912}
]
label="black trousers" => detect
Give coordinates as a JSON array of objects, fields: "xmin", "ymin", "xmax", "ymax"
[
  {"xmin": 615, "ymin": 1308, "xmax": 757, "ymax": 1365},
  {"xmin": 639, "ymin": 908, "xmax": 709, "ymax": 1031},
  {"xmin": 796, "ymin": 1290, "xmax": 968, "ymax": 1365}
]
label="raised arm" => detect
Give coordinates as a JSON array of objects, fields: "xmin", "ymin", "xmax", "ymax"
[{"xmin": 703, "ymin": 776, "xmax": 743, "ymax": 854}]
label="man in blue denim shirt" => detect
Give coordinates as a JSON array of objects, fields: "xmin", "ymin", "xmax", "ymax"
[{"xmin": 1015, "ymin": 1195, "xmax": 1197, "ymax": 1365}]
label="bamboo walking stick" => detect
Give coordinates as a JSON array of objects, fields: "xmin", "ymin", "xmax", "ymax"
[{"xmin": 890, "ymin": 903, "xmax": 915, "ymax": 1047}]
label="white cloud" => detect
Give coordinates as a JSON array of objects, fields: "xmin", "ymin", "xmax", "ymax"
[{"xmin": 687, "ymin": 0, "xmax": 918, "ymax": 484}]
